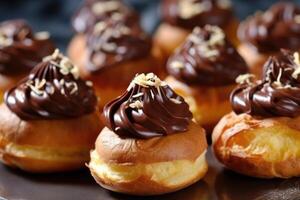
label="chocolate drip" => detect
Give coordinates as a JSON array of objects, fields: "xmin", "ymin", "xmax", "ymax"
[{"xmin": 103, "ymin": 73, "xmax": 193, "ymax": 139}]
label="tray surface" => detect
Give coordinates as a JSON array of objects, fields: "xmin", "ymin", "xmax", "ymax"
[{"xmin": 0, "ymin": 148, "xmax": 299, "ymax": 200}]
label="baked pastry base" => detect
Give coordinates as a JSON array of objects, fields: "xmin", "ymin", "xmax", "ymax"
[{"xmin": 213, "ymin": 112, "xmax": 300, "ymax": 178}]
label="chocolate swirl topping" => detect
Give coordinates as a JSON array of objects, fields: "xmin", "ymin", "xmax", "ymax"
[
  {"xmin": 103, "ymin": 73, "xmax": 193, "ymax": 139},
  {"xmin": 5, "ymin": 49, "xmax": 97, "ymax": 120},
  {"xmin": 167, "ymin": 25, "xmax": 248, "ymax": 86},
  {"xmin": 162, "ymin": 0, "xmax": 233, "ymax": 30},
  {"xmin": 85, "ymin": 17, "xmax": 151, "ymax": 73},
  {"xmin": 0, "ymin": 19, "xmax": 55, "ymax": 75},
  {"xmin": 72, "ymin": 0, "xmax": 138, "ymax": 34},
  {"xmin": 238, "ymin": 2, "xmax": 300, "ymax": 53},
  {"xmin": 231, "ymin": 50, "xmax": 300, "ymax": 118}
]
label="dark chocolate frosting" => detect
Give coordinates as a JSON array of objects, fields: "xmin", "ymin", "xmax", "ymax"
[
  {"xmin": 0, "ymin": 19, "xmax": 55, "ymax": 76},
  {"xmin": 85, "ymin": 17, "xmax": 151, "ymax": 73},
  {"xmin": 162, "ymin": 0, "xmax": 233, "ymax": 30},
  {"xmin": 103, "ymin": 73, "xmax": 193, "ymax": 139},
  {"xmin": 238, "ymin": 2, "xmax": 300, "ymax": 53},
  {"xmin": 5, "ymin": 49, "xmax": 97, "ymax": 120},
  {"xmin": 72, "ymin": 0, "xmax": 138, "ymax": 34},
  {"xmin": 231, "ymin": 50, "xmax": 300, "ymax": 118},
  {"xmin": 167, "ymin": 25, "xmax": 248, "ymax": 86}
]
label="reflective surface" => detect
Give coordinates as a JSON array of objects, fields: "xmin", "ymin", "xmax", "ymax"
[{"xmin": 0, "ymin": 148, "xmax": 300, "ymax": 200}]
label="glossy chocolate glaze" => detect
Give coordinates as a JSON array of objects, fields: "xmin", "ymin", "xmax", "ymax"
[
  {"xmin": 162, "ymin": 0, "xmax": 233, "ymax": 30},
  {"xmin": 167, "ymin": 25, "xmax": 248, "ymax": 86},
  {"xmin": 72, "ymin": 0, "xmax": 151, "ymax": 73},
  {"xmin": 238, "ymin": 2, "xmax": 300, "ymax": 53},
  {"xmin": 85, "ymin": 16, "xmax": 151, "ymax": 73},
  {"xmin": 102, "ymin": 73, "xmax": 192, "ymax": 139},
  {"xmin": 5, "ymin": 50, "xmax": 97, "ymax": 120},
  {"xmin": 72, "ymin": 0, "xmax": 138, "ymax": 34},
  {"xmin": 0, "ymin": 19, "xmax": 55, "ymax": 76},
  {"xmin": 231, "ymin": 50, "xmax": 300, "ymax": 117}
]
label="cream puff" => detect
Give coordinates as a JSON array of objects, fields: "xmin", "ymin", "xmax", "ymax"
[
  {"xmin": 72, "ymin": 0, "xmax": 138, "ymax": 34},
  {"xmin": 0, "ymin": 49, "xmax": 102, "ymax": 173},
  {"xmin": 88, "ymin": 73, "xmax": 208, "ymax": 195},
  {"xmin": 165, "ymin": 25, "xmax": 248, "ymax": 132},
  {"xmin": 238, "ymin": 2, "xmax": 300, "ymax": 77},
  {"xmin": 155, "ymin": 0, "xmax": 239, "ymax": 58},
  {"xmin": 0, "ymin": 19, "xmax": 55, "ymax": 102},
  {"xmin": 69, "ymin": 0, "xmax": 162, "ymax": 109},
  {"xmin": 213, "ymin": 50, "xmax": 300, "ymax": 178}
]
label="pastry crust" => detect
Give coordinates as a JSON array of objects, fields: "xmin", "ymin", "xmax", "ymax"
[
  {"xmin": 89, "ymin": 122, "xmax": 208, "ymax": 195},
  {"xmin": 154, "ymin": 19, "xmax": 239, "ymax": 58},
  {"xmin": 165, "ymin": 76, "xmax": 234, "ymax": 131},
  {"xmin": 68, "ymin": 34, "xmax": 163, "ymax": 109},
  {"xmin": 154, "ymin": 23, "xmax": 190, "ymax": 57},
  {"xmin": 0, "ymin": 104, "xmax": 102, "ymax": 172},
  {"xmin": 212, "ymin": 112, "xmax": 300, "ymax": 178}
]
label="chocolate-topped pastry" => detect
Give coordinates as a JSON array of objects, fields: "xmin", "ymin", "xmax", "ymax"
[
  {"xmin": 68, "ymin": 1, "xmax": 161, "ymax": 110},
  {"xmin": 167, "ymin": 25, "xmax": 248, "ymax": 86},
  {"xmin": 72, "ymin": 0, "xmax": 139, "ymax": 33},
  {"xmin": 0, "ymin": 49, "xmax": 102, "ymax": 173},
  {"xmin": 89, "ymin": 72, "xmax": 208, "ymax": 195},
  {"xmin": 72, "ymin": 0, "xmax": 152, "ymax": 73},
  {"xmin": 238, "ymin": 2, "xmax": 300, "ymax": 76},
  {"xmin": 165, "ymin": 25, "xmax": 248, "ymax": 131},
  {"xmin": 154, "ymin": 0, "xmax": 239, "ymax": 59},
  {"xmin": 0, "ymin": 19, "xmax": 55, "ymax": 76},
  {"xmin": 212, "ymin": 50, "xmax": 300, "ymax": 179},
  {"xmin": 86, "ymin": 18, "xmax": 151, "ymax": 72},
  {"xmin": 238, "ymin": 2, "xmax": 300, "ymax": 54},
  {"xmin": 5, "ymin": 49, "xmax": 97, "ymax": 120},
  {"xmin": 103, "ymin": 73, "xmax": 192, "ymax": 139},
  {"xmin": 0, "ymin": 19, "xmax": 55, "ymax": 103},
  {"xmin": 162, "ymin": 0, "xmax": 233, "ymax": 30},
  {"xmin": 231, "ymin": 50, "xmax": 300, "ymax": 118},
  {"xmin": 72, "ymin": 0, "xmax": 138, "ymax": 34}
]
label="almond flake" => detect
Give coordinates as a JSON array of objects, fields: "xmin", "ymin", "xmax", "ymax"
[
  {"xmin": 132, "ymin": 93, "xmax": 144, "ymax": 98},
  {"xmin": 179, "ymin": 0, "xmax": 210, "ymax": 19},
  {"xmin": 92, "ymin": 1, "xmax": 121, "ymax": 15},
  {"xmin": 35, "ymin": 31, "xmax": 50, "ymax": 40},
  {"xmin": 292, "ymin": 52, "xmax": 300, "ymax": 79},
  {"xmin": 86, "ymin": 81, "xmax": 93, "ymax": 87},
  {"xmin": 170, "ymin": 61, "xmax": 184, "ymax": 69},
  {"xmin": 170, "ymin": 98, "xmax": 181, "ymax": 104},
  {"xmin": 236, "ymin": 74, "xmax": 256, "ymax": 84},
  {"xmin": 129, "ymin": 100, "xmax": 143, "ymax": 109}
]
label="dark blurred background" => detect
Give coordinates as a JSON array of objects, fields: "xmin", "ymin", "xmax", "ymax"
[{"xmin": 0, "ymin": 0, "xmax": 298, "ymax": 50}]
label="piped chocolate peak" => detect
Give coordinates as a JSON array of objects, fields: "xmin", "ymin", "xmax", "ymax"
[
  {"xmin": 86, "ymin": 16, "xmax": 151, "ymax": 72},
  {"xmin": 162, "ymin": 0, "xmax": 233, "ymax": 30},
  {"xmin": 0, "ymin": 19, "xmax": 55, "ymax": 75},
  {"xmin": 167, "ymin": 25, "xmax": 248, "ymax": 86},
  {"xmin": 238, "ymin": 2, "xmax": 300, "ymax": 53},
  {"xmin": 103, "ymin": 73, "xmax": 193, "ymax": 139},
  {"xmin": 72, "ymin": 0, "xmax": 138, "ymax": 34},
  {"xmin": 231, "ymin": 50, "xmax": 300, "ymax": 118},
  {"xmin": 5, "ymin": 49, "xmax": 97, "ymax": 120}
]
